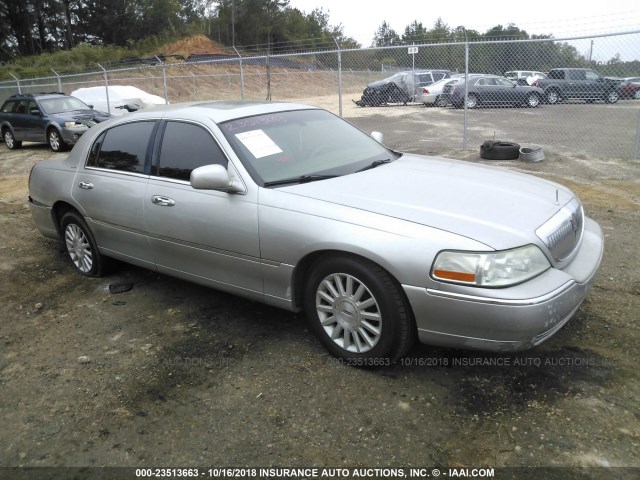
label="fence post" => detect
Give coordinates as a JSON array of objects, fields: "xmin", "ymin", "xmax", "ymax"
[
  {"xmin": 51, "ymin": 69, "xmax": 62, "ymax": 93},
  {"xmin": 191, "ymin": 72, "xmax": 197, "ymax": 101},
  {"xmin": 635, "ymin": 111, "xmax": 640, "ymax": 160},
  {"xmin": 9, "ymin": 74, "xmax": 21, "ymax": 94},
  {"xmin": 156, "ymin": 56, "xmax": 169, "ymax": 104},
  {"xmin": 334, "ymin": 37, "xmax": 343, "ymax": 117},
  {"xmin": 96, "ymin": 63, "xmax": 111, "ymax": 115},
  {"xmin": 233, "ymin": 46, "xmax": 245, "ymax": 100},
  {"xmin": 463, "ymin": 37, "xmax": 469, "ymax": 151}
]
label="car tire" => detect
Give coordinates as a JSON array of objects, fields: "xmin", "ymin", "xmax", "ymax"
[
  {"xmin": 546, "ymin": 89, "xmax": 561, "ymax": 104},
  {"xmin": 304, "ymin": 254, "xmax": 415, "ymax": 364},
  {"xmin": 605, "ymin": 90, "xmax": 619, "ymax": 104},
  {"xmin": 634, "ymin": 90, "xmax": 640, "ymax": 100},
  {"xmin": 48, "ymin": 128, "xmax": 68, "ymax": 152},
  {"xmin": 480, "ymin": 140, "xmax": 521, "ymax": 160},
  {"xmin": 435, "ymin": 95, "xmax": 448, "ymax": 107},
  {"xmin": 3, "ymin": 129, "xmax": 22, "ymax": 149},
  {"xmin": 60, "ymin": 211, "xmax": 105, "ymax": 277},
  {"xmin": 466, "ymin": 93, "xmax": 479, "ymax": 108},
  {"xmin": 525, "ymin": 93, "xmax": 541, "ymax": 108}
]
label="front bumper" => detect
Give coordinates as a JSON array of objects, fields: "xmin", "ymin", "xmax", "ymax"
[
  {"xmin": 60, "ymin": 124, "xmax": 89, "ymax": 144},
  {"xmin": 403, "ymin": 217, "xmax": 604, "ymax": 351}
]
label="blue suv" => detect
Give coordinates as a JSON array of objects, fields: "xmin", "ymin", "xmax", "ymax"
[{"xmin": 0, "ymin": 92, "xmax": 111, "ymax": 152}]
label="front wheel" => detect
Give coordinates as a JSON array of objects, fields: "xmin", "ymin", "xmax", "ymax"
[
  {"xmin": 304, "ymin": 255, "xmax": 415, "ymax": 363},
  {"xmin": 605, "ymin": 90, "xmax": 619, "ymax": 104},
  {"xmin": 3, "ymin": 129, "xmax": 22, "ymax": 149},
  {"xmin": 48, "ymin": 129, "xmax": 68, "ymax": 152},
  {"xmin": 60, "ymin": 211, "xmax": 105, "ymax": 277},
  {"xmin": 525, "ymin": 93, "xmax": 541, "ymax": 108}
]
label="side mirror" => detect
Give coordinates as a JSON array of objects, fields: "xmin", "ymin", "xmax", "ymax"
[
  {"xmin": 371, "ymin": 131, "xmax": 384, "ymax": 144},
  {"xmin": 30, "ymin": 108, "xmax": 41, "ymax": 116},
  {"xmin": 190, "ymin": 164, "xmax": 243, "ymax": 193}
]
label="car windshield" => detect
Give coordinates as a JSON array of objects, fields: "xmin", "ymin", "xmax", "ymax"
[
  {"xmin": 220, "ymin": 109, "xmax": 396, "ymax": 187},
  {"xmin": 39, "ymin": 96, "xmax": 91, "ymax": 114}
]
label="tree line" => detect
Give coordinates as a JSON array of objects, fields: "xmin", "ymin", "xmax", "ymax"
[
  {"xmin": 0, "ymin": 0, "xmax": 635, "ymax": 77},
  {"xmin": 0, "ymin": 0, "xmax": 357, "ymax": 60}
]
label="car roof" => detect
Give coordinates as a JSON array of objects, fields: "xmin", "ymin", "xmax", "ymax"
[
  {"xmin": 7, "ymin": 92, "xmax": 67, "ymax": 100},
  {"xmin": 124, "ymin": 100, "xmax": 320, "ymax": 124}
]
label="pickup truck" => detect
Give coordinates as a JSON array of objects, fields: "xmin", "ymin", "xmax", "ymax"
[
  {"xmin": 0, "ymin": 92, "xmax": 111, "ymax": 152},
  {"xmin": 532, "ymin": 68, "xmax": 621, "ymax": 104}
]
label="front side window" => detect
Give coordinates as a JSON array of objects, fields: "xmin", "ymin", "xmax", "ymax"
[
  {"xmin": 585, "ymin": 70, "xmax": 601, "ymax": 81},
  {"xmin": 156, "ymin": 121, "xmax": 228, "ymax": 181},
  {"xmin": 220, "ymin": 109, "xmax": 396, "ymax": 186},
  {"xmin": 90, "ymin": 121, "xmax": 155, "ymax": 173}
]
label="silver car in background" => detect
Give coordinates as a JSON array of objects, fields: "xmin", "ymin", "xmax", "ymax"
[{"xmin": 28, "ymin": 101, "xmax": 604, "ymax": 363}]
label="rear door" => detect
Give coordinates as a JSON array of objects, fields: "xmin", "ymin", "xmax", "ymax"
[
  {"xmin": 9, "ymin": 100, "xmax": 30, "ymax": 140},
  {"xmin": 144, "ymin": 120, "xmax": 262, "ymax": 294},
  {"xmin": 24, "ymin": 100, "xmax": 47, "ymax": 142},
  {"xmin": 72, "ymin": 120, "xmax": 157, "ymax": 268}
]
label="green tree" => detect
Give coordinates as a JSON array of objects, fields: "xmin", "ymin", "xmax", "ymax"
[{"xmin": 373, "ymin": 21, "xmax": 401, "ymax": 47}]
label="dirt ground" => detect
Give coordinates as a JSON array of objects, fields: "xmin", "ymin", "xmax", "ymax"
[{"xmin": 0, "ymin": 124, "xmax": 639, "ymax": 478}]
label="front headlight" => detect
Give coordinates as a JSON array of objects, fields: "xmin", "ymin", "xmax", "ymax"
[
  {"xmin": 431, "ymin": 244, "xmax": 550, "ymax": 287},
  {"xmin": 64, "ymin": 121, "xmax": 80, "ymax": 128}
]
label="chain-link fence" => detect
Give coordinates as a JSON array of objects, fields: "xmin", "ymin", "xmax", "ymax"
[{"xmin": 2, "ymin": 30, "xmax": 639, "ymax": 158}]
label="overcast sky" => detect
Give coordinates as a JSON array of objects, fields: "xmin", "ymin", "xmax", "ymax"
[{"xmin": 287, "ymin": 0, "xmax": 640, "ymax": 61}]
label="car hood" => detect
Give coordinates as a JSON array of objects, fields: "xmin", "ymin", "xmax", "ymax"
[
  {"xmin": 276, "ymin": 154, "xmax": 574, "ymax": 250},
  {"xmin": 56, "ymin": 110, "xmax": 111, "ymax": 123}
]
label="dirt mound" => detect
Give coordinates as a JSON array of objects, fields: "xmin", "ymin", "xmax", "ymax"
[{"xmin": 159, "ymin": 34, "xmax": 229, "ymax": 57}]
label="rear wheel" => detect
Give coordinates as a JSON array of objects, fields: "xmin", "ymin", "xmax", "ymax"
[
  {"xmin": 304, "ymin": 254, "xmax": 415, "ymax": 364},
  {"xmin": 48, "ymin": 128, "xmax": 68, "ymax": 152},
  {"xmin": 3, "ymin": 129, "xmax": 22, "ymax": 149},
  {"xmin": 546, "ymin": 89, "xmax": 561, "ymax": 104},
  {"xmin": 60, "ymin": 211, "xmax": 105, "ymax": 277},
  {"xmin": 435, "ymin": 95, "xmax": 448, "ymax": 107}
]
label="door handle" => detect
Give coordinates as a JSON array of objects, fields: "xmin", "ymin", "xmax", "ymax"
[
  {"xmin": 78, "ymin": 182, "xmax": 94, "ymax": 189},
  {"xmin": 151, "ymin": 195, "xmax": 175, "ymax": 207}
]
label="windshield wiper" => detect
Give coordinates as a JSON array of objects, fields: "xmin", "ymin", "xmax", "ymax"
[
  {"xmin": 356, "ymin": 159, "xmax": 391, "ymax": 172},
  {"xmin": 263, "ymin": 174, "xmax": 339, "ymax": 187}
]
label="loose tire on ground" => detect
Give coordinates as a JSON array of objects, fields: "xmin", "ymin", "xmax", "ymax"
[
  {"xmin": 303, "ymin": 254, "xmax": 415, "ymax": 364},
  {"xmin": 480, "ymin": 140, "xmax": 521, "ymax": 160}
]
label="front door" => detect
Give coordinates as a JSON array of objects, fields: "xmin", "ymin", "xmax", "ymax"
[{"xmin": 144, "ymin": 120, "xmax": 262, "ymax": 295}]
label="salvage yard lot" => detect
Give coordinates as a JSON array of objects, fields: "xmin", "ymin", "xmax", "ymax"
[{"xmin": 0, "ymin": 98, "xmax": 639, "ymax": 475}]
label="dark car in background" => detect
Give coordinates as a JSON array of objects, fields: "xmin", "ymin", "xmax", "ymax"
[
  {"xmin": 0, "ymin": 93, "xmax": 111, "ymax": 152},
  {"xmin": 354, "ymin": 70, "xmax": 452, "ymax": 106},
  {"xmin": 532, "ymin": 68, "xmax": 621, "ymax": 104},
  {"xmin": 442, "ymin": 75, "xmax": 544, "ymax": 108}
]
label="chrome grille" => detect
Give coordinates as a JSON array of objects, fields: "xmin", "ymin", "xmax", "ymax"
[{"xmin": 536, "ymin": 198, "xmax": 584, "ymax": 265}]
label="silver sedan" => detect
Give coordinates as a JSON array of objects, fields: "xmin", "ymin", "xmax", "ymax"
[{"xmin": 28, "ymin": 101, "xmax": 604, "ymax": 363}]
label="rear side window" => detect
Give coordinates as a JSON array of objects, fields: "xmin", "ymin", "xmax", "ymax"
[
  {"xmin": 88, "ymin": 121, "xmax": 155, "ymax": 173},
  {"xmin": 156, "ymin": 121, "xmax": 228, "ymax": 181},
  {"xmin": 1, "ymin": 100, "xmax": 17, "ymax": 113},
  {"xmin": 568, "ymin": 70, "xmax": 586, "ymax": 81}
]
